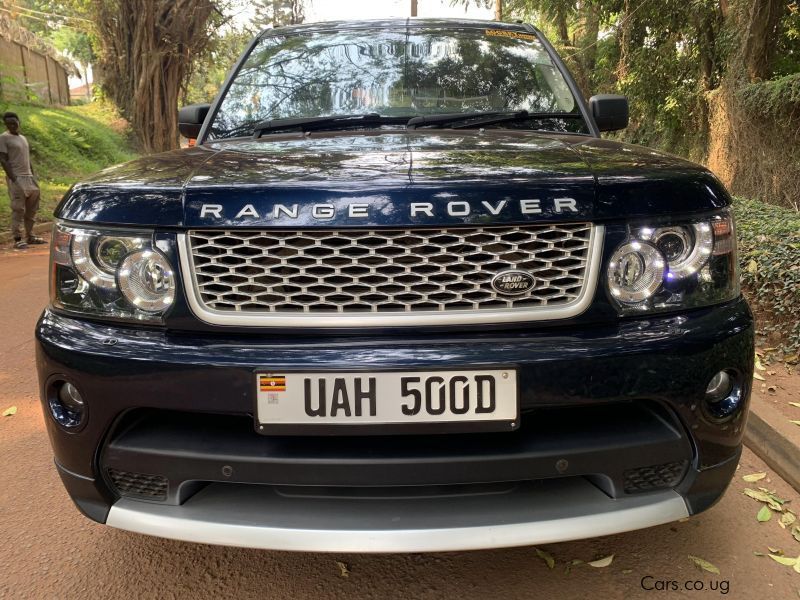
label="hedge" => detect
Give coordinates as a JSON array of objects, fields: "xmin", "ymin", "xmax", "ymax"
[{"xmin": 733, "ymin": 197, "xmax": 800, "ymax": 357}]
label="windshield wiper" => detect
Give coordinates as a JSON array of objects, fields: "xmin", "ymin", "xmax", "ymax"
[
  {"xmin": 253, "ymin": 113, "xmax": 406, "ymax": 137},
  {"xmin": 406, "ymin": 110, "xmax": 584, "ymax": 129}
]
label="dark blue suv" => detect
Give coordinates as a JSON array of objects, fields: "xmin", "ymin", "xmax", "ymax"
[{"xmin": 36, "ymin": 19, "xmax": 753, "ymax": 552}]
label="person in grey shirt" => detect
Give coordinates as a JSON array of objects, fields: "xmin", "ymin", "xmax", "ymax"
[{"xmin": 0, "ymin": 112, "xmax": 45, "ymax": 249}]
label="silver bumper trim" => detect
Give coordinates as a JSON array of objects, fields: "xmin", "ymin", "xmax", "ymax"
[{"xmin": 106, "ymin": 478, "xmax": 689, "ymax": 553}]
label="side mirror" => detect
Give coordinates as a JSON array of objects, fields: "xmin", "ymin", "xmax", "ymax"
[
  {"xmin": 178, "ymin": 103, "xmax": 211, "ymax": 139},
  {"xmin": 589, "ymin": 95, "xmax": 629, "ymax": 132}
]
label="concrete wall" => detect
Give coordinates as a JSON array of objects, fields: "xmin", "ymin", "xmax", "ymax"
[{"xmin": 0, "ymin": 38, "xmax": 70, "ymax": 105}]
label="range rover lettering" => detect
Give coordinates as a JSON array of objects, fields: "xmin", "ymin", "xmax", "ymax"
[{"xmin": 36, "ymin": 19, "xmax": 754, "ymax": 553}]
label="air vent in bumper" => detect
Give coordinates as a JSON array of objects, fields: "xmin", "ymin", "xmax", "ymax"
[{"xmin": 107, "ymin": 468, "xmax": 168, "ymax": 501}]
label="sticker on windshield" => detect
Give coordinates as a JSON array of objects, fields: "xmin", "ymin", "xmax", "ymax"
[{"xmin": 485, "ymin": 29, "xmax": 537, "ymax": 42}]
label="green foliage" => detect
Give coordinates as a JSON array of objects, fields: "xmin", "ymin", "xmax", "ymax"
[
  {"xmin": 0, "ymin": 102, "xmax": 136, "ymax": 228},
  {"xmin": 183, "ymin": 29, "xmax": 252, "ymax": 105},
  {"xmin": 734, "ymin": 197, "xmax": 800, "ymax": 353},
  {"xmin": 50, "ymin": 27, "xmax": 94, "ymax": 66},
  {"xmin": 736, "ymin": 72, "xmax": 800, "ymax": 119}
]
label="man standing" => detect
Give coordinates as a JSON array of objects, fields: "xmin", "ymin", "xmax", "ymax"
[{"xmin": 0, "ymin": 112, "xmax": 45, "ymax": 249}]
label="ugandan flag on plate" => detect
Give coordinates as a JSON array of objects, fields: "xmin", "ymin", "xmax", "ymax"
[{"xmin": 259, "ymin": 374, "xmax": 286, "ymax": 392}]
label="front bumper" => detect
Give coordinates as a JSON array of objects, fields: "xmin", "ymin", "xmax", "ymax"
[{"xmin": 37, "ymin": 298, "xmax": 753, "ymax": 551}]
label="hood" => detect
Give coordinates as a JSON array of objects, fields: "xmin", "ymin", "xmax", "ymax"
[{"xmin": 56, "ymin": 131, "xmax": 730, "ymax": 227}]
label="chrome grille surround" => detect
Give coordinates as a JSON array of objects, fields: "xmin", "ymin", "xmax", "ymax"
[{"xmin": 179, "ymin": 223, "xmax": 603, "ymax": 327}]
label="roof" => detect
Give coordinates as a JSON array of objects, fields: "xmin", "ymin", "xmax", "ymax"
[{"xmin": 261, "ymin": 18, "xmax": 537, "ymax": 38}]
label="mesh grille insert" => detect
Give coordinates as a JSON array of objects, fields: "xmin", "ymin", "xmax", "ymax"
[
  {"xmin": 187, "ymin": 224, "xmax": 594, "ymax": 316},
  {"xmin": 107, "ymin": 468, "xmax": 168, "ymax": 500},
  {"xmin": 623, "ymin": 461, "xmax": 688, "ymax": 494}
]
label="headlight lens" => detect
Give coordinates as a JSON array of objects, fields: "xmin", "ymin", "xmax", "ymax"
[
  {"xmin": 50, "ymin": 224, "xmax": 176, "ymax": 323},
  {"xmin": 608, "ymin": 241, "xmax": 666, "ymax": 303},
  {"xmin": 118, "ymin": 250, "xmax": 175, "ymax": 312},
  {"xmin": 607, "ymin": 210, "xmax": 739, "ymax": 313}
]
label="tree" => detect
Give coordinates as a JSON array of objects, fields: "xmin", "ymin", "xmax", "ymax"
[
  {"xmin": 51, "ymin": 27, "xmax": 94, "ymax": 99},
  {"xmin": 252, "ymin": 0, "xmax": 304, "ymax": 30},
  {"xmin": 91, "ymin": 0, "xmax": 222, "ymax": 152}
]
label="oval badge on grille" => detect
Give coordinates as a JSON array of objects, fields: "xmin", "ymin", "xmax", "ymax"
[{"xmin": 491, "ymin": 270, "xmax": 536, "ymax": 296}]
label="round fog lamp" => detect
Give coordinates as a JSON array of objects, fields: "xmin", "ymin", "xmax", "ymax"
[
  {"xmin": 607, "ymin": 241, "xmax": 666, "ymax": 304},
  {"xmin": 703, "ymin": 370, "xmax": 742, "ymax": 421},
  {"xmin": 705, "ymin": 370, "xmax": 733, "ymax": 401},
  {"xmin": 117, "ymin": 249, "xmax": 176, "ymax": 313},
  {"xmin": 49, "ymin": 381, "xmax": 86, "ymax": 428}
]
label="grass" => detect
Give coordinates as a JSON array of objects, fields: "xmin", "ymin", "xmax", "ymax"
[{"xmin": 0, "ymin": 102, "xmax": 137, "ymax": 230}]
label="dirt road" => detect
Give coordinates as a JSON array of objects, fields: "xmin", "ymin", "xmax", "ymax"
[{"xmin": 1, "ymin": 245, "xmax": 799, "ymax": 600}]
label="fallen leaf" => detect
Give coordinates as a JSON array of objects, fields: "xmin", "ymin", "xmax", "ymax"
[
  {"xmin": 688, "ymin": 555, "xmax": 720, "ymax": 574},
  {"xmin": 743, "ymin": 472, "xmax": 767, "ymax": 483},
  {"xmin": 754, "ymin": 551, "xmax": 766, "ymax": 556},
  {"xmin": 588, "ymin": 555, "xmax": 614, "ymax": 568},
  {"xmin": 768, "ymin": 547, "xmax": 784, "ymax": 555},
  {"xmin": 746, "ymin": 259, "xmax": 758, "ymax": 274},
  {"xmin": 758, "ymin": 505, "xmax": 773, "ymax": 522},
  {"xmin": 768, "ymin": 554, "xmax": 797, "ymax": 566},
  {"xmin": 622, "ymin": 569, "xmax": 632, "ymax": 574},
  {"xmin": 335, "ymin": 561, "xmax": 350, "ymax": 578},
  {"xmin": 563, "ymin": 559, "xmax": 582, "ymax": 575},
  {"xmin": 767, "ymin": 370, "xmax": 777, "ymax": 376},
  {"xmin": 758, "ymin": 488, "xmax": 789, "ymax": 508},
  {"xmin": 754, "ymin": 372, "xmax": 766, "ymax": 381},
  {"xmin": 792, "ymin": 525, "xmax": 800, "ymax": 543},
  {"xmin": 534, "ymin": 547, "xmax": 555, "ymax": 569},
  {"xmin": 779, "ymin": 511, "xmax": 797, "ymax": 529},
  {"xmin": 794, "ymin": 560, "xmax": 800, "ymax": 574},
  {"xmin": 789, "ymin": 402, "xmax": 800, "ymax": 408},
  {"xmin": 744, "ymin": 488, "xmax": 784, "ymax": 510},
  {"xmin": 755, "ymin": 354, "xmax": 766, "ymax": 371},
  {"xmin": 2, "ymin": 406, "xmax": 17, "ymax": 417}
]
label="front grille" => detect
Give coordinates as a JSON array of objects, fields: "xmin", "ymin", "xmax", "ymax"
[
  {"xmin": 183, "ymin": 224, "xmax": 599, "ymax": 326},
  {"xmin": 623, "ymin": 461, "xmax": 688, "ymax": 494},
  {"xmin": 107, "ymin": 468, "xmax": 168, "ymax": 500}
]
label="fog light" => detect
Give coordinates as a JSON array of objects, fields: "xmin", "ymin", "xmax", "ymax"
[
  {"xmin": 703, "ymin": 370, "xmax": 741, "ymax": 421},
  {"xmin": 49, "ymin": 382, "xmax": 86, "ymax": 428}
]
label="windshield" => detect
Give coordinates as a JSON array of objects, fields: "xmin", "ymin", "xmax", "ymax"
[{"xmin": 209, "ymin": 25, "xmax": 586, "ymax": 139}]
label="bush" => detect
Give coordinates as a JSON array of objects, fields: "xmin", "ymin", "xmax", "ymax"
[{"xmin": 734, "ymin": 197, "xmax": 800, "ymax": 356}]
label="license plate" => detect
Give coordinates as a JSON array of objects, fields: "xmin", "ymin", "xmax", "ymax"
[{"xmin": 255, "ymin": 369, "xmax": 517, "ymax": 431}]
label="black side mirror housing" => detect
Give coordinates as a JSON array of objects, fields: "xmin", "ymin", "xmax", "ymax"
[
  {"xmin": 178, "ymin": 103, "xmax": 211, "ymax": 139},
  {"xmin": 589, "ymin": 95, "xmax": 629, "ymax": 132}
]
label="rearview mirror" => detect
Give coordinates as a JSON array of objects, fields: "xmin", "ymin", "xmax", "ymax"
[
  {"xmin": 589, "ymin": 95, "xmax": 629, "ymax": 132},
  {"xmin": 178, "ymin": 104, "xmax": 211, "ymax": 139}
]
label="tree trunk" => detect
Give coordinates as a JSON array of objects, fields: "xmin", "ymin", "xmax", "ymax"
[
  {"xmin": 92, "ymin": 0, "xmax": 217, "ymax": 153},
  {"xmin": 83, "ymin": 64, "xmax": 91, "ymax": 101},
  {"xmin": 555, "ymin": 7, "xmax": 570, "ymax": 47},
  {"xmin": 738, "ymin": 0, "xmax": 784, "ymax": 81},
  {"xmin": 495, "ymin": 0, "xmax": 502, "ymax": 21},
  {"xmin": 572, "ymin": 1, "xmax": 601, "ymax": 97}
]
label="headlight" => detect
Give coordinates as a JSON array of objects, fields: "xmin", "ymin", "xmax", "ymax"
[
  {"xmin": 50, "ymin": 223, "xmax": 176, "ymax": 323},
  {"xmin": 607, "ymin": 210, "xmax": 739, "ymax": 314}
]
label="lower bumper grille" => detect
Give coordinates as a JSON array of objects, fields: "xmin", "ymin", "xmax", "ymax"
[
  {"xmin": 108, "ymin": 468, "xmax": 168, "ymax": 501},
  {"xmin": 624, "ymin": 461, "xmax": 688, "ymax": 493}
]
